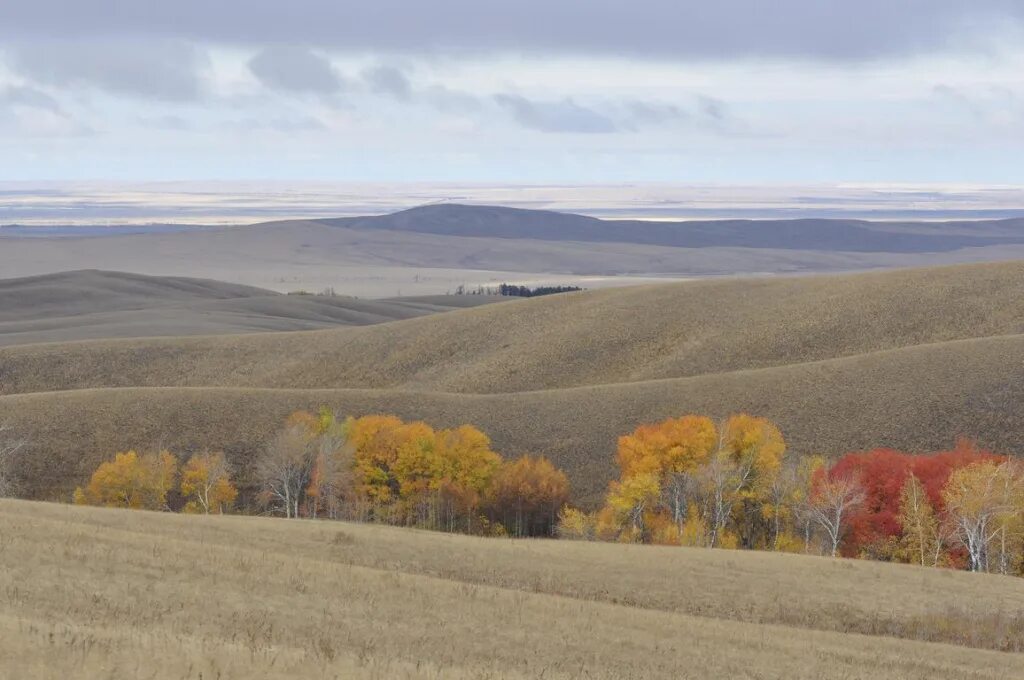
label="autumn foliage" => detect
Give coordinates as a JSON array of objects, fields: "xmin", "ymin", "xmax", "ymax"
[
  {"xmin": 74, "ymin": 450, "xmax": 179, "ymax": 510},
  {"xmin": 588, "ymin": 414, "xmax": 788, "ymax": 549},
  {"xmin": 250, "ymin": 409, "xmax": 570, "ymax": 536},
  {"xmin": 558, "ymin": 413, "xmax": 1024, "ymax": 576},
  {"xmin": 69, "ymin": 408, "xmax": 1024, "ymax": 574}
]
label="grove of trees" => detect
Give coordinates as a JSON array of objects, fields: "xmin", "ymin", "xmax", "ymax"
[
  {"xmin": 74, "ymin": 450, "xmax": 237, "ymax": 514},
  {"xmin": 72, "ymin": 408, "xmax": 570, "ymax": 538},
  {"xmin": 254, "ymin": 409, "xmax": 569, "ymax": 536},
  {"xmin": 558, "ymin": 415, "xmax": 1024, "ymax": 576},
  {"xmin": 65, "ymin": 408, "xmax": 1024, "ymax": 576}
]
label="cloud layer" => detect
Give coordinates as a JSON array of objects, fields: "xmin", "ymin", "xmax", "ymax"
[
  {"xmin": 2, "ymin": 1, "xmax": 1022, "ymax": 60},
  {"xmin": 0, "ymin": 2, "xmax": 1022, "ymax": 182}
]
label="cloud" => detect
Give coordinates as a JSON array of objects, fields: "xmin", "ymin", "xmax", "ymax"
[
  {"xmin": 622, "ymin": 101, "xmax": 688, "ymax": 128},
  {"xmin": 0, "ymin": 85, "xmax": 61, "ymax": 112},
  {"xmin": 423, "ymin": 86, "xmax": 483, "ymax": 114},
  {"xmin": 136, "ymin": 115, "xmax": 194, "ymax": 131},
  {"xmin": 0, "ymin": 1, "xmax": 1022, "ymax": 62},
  {"xmin": 494, "ymin": 94, "xmax": 619, "ymax": 133},
  {"xmin": 248, "ymin": 46, "xmax": 344, "ymax": 94},
  {"xmin": 362, "ymin": 65, "xmax": 412, "ymax": 100},
  {"xmin": 222, "ymin": 115, "xmax": 328, "ymax": 133},
  {"xmin": 697, "ymin": 96, "xmax": 727, "ymax": 122},
  {"xmin": 6, "ymin": 40, "xmax": 207, "ymax": 100}
]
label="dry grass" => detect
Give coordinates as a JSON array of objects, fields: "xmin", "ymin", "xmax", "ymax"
[
  {"xmin": 4, "ymin": 331, "xmax": 1024, "ymax": 505},
  {"xmin": 0, "ymin": 270, "xmax": 504, "ymax": 346},
  {"xmin": 1, "ymin": 499, "xmax": 1022, "ymax": 679},
  {"xmin": 3, "ymin": 261, "xmax": 1024, "ymax": 504},
  {"xmin": 4, "ymin": 260, "xmax": 1024, "ymax": 394}
]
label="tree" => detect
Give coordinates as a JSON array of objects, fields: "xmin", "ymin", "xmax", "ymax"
[
  {"xmin": 350, "ymin": 414, "xmax": 410, "ymax": 504},
  {"xmin": 705, "ymin": 414, "xmax": 786, "ymax": 548},
  {"xmin": 605, "ymin": 472, "xmax": 661, "ymax": 541},
  {"xmin": 828, "ymin": 442, "xmax": 1001, "ymax": 557},
  {"xmin": 806, "ymin": 469, "xmax": 865, "ymax": 557},
  {"xmin": 433, "ymin": 425, "xmax": 502, "ymax": 532},
  {"xmin": 617, "ymin": 415, "xmax": 717, "ymax": 527},
  {"xmin": 180, "ymin": 451, "xmax": 237, "ymax": 514},
  {"xmin": 943, "ymin": 461, "xmax": 1018, "ymax": 572},
  {"xmin": 791, "ymin": 455, "xmax": 826, "ymax": 553},
  {"xmin": 256, "ymin": 424, "xmax": 316, "ymax": 518},
  {"xmin": 992, "ymin": 460, "xmax": 1024, "ymax": 575},
  {"xmin": 305, "ymin": 409, "xmax": 355, "ymax": 519},
  {"xmin": 74, "ymin": 450, "xmax": 179, "ymax": 510},
  {"xmin": 486, "ymin": 455, "xmax": 570, "ymax": 537},
  {"xmin": 556, "ymin": 506, "xmax": 593, "ymax": 540},
  {"xmin": 0, "ymin": 424, "xmax": 26, "ymax": 498},
  {"xmin": 896, "ymin": 473, "xmax": 942, "ymax": 567}
]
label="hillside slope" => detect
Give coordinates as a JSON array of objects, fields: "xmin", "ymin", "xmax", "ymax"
[
  {"xmin": 1, "ymin": 500, "xmax": 1021, "ymax": 679},
  {"xmin": 3, "ymin": 260, "xmax": 1024, "ymax": 394},
  {"xmin": 0, "ymin": 270, "xmax": 503, "ymax": 346},
  {"xmin": 5, "ymin": 332, "xmax": 1024, "ymax": 504},
  {"xmin": 3, "ymin": 261, "xmax": 1024, "ymax": 504}
]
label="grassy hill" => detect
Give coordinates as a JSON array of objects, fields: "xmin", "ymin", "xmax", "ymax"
[
  {"xmin": 0, "ymin": 270, "xmax": 503, "ymax": 346},
  {"xmin": 1, "ymin": 500, "xmax": 1021, "ymax": 679},
  {"xmin": 3, "ymin": 260, "xmax": 1024, "ymax": 504}
]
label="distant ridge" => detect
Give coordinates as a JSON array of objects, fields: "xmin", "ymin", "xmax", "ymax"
[{"xmin": 323, "ymin": 203, "xmax": 1024, "ymax": 253}]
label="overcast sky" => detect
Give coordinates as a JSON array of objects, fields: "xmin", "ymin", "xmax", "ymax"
[{"xmin": 1, "ymin": 1, "xmax": 1023, "ymax": 183}]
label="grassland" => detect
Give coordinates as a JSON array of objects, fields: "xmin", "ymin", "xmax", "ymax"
[
  {"xmin": 0, "ymin": 270, "xmax": 504, "ymax": 346},
  {"xmin": 1, "ymin": 499, "xmax": 1022, "ymax": 679},
  {"xmin": 3, "ymin": 260, "xmax": 1024, "ymax": 504}
]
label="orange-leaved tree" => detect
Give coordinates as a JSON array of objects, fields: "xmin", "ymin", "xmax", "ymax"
[{"xmin": 486, "ymin": 454, "xmax": 569, "ymax": 537}]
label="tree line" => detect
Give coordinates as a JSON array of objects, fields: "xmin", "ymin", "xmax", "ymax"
[
  {"xmin": 45, "ymin": 410, "xmax": 1024, "ymax": 575},
  {"xmin": 71, "ymin": 409, "xmax": 569, "ymax": 538},
  {"xmin": 453, "ymin": 283, "xmax": 583, "ymax": 297},
  {"xmin": 557, "ymin": 414, "xmax": 1024, "ymax": 576}
]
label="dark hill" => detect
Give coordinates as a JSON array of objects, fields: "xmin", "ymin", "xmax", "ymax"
[{"xmin": 324, "ymin": 203, "xmax": 1024, "ymax": 253}]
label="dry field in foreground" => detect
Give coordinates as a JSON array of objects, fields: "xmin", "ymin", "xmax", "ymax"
[{"xmin": 0, "ymin": 500, "xmax": 1022, "ymax": 679}]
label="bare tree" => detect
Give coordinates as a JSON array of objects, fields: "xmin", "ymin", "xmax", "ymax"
[
  {"xmin": 306, "ymin": 424, "xmax": 354, "ymax": 520},
  {"xmin": 0, "ymin": 424, "xmax": 27, "ymax": 498},
  {"xmin": 256, "ymin": 425, "xmax": 315, "ymax": 519},
  {"xmin": 805, "ymin": 473, "xmax": 865, "ymax": 557}
]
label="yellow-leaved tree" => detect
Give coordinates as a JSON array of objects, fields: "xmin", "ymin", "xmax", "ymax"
[
  {"xmin": 74, "ymin": 450, "xmax": 178, "ymax": 510},
  {"xmin": 705, "ymin": 414, "xmax": 786, "ymax": 548},
  {"xmin": 180, "ymin": 451, "xmax": 238, "ymax": 514}
]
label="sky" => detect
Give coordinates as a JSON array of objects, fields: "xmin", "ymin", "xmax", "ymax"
[{"xmin": 1, "ymin": 1, "xmax": 1024, "ymax": 184}]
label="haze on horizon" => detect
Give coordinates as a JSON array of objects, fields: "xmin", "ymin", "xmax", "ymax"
[{"xmin": 1, "ymin": 1, "xmax": 1024, "ymax": 186}]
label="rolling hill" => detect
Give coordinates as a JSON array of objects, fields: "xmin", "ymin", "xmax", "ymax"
[
  {"xmin": 1, "ymin": 500, "xmax": 1021, "ymax": 679},
  {"xmin": 0, "ymin": 270, "xmax": 503, "ymax": 346},
  {"xmin": 2, "ymin": 260, "xmax": 1024, "ymax": 505},
  {"xmin": 4, "ymin": 204, "xmax": 1024, "ymax": 296}
]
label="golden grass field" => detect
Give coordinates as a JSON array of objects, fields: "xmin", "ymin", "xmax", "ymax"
[
  {"xmin": 3, "ymin": 261, "xmax": 1024, "ymax": 504},
  {"xmin": 2, "ymin": 499, "xmax": 1023, "ymax": 679}
]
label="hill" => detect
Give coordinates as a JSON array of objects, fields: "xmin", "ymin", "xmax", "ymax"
[
  {"xmin": 1, "ymin": 500, "xmax": 1021, "ymax": 679},
  {"xmin": 327, "ymin": 203, "xmax": 1024, "ymax": 252},
  {"xmin": 2, "ymin": 260, "xmax": 1024, "ymax": 504},
  {"xmin": 0, "ymin": 270, "xmax": 504, "ymax": 346},
  {"xmin": 5, "ymin": 205, "xmax": 1024, "ymax": 295}
]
